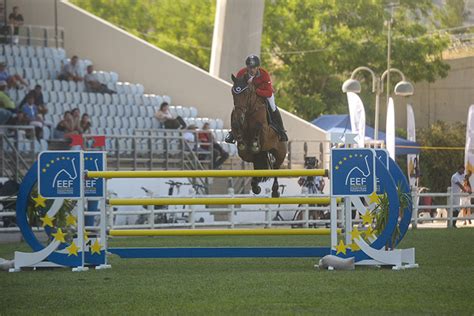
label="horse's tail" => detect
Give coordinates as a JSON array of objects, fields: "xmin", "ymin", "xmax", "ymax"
[{"xmin": 253, "ymin": 152, "xmax": 271, "ymax": 182}]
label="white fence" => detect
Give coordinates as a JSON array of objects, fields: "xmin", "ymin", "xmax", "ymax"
[{"xmin": 1, "ymin": 188, "xmax": 474, "ymax": 233}]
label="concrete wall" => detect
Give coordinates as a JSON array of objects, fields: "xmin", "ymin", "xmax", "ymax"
[
  {"xmin": 6, "ymin": 0, "xmax": 56, "ymax": 26},
  {"xmin": 210, "ymin": 0, "xmax": 264, "ymax": 81},
  {"xmin": 374, "ymin": 56, "xmax": 474, "ymax": 132}
]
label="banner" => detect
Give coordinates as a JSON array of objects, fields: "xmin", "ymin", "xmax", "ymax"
[
  {"xmin": 386, "ymin": 97, "xmax": 395, "ymax": 159},
  {"xmin": 465, "ymin": 105, "xmax": 474, "ymax": 175},
  {"xmin": 347, "ymin": 92, "xmax": 366, "ymax": 148},
  {"xmin": 407, "ymin": 104, "xmax": 419, "ymax": 187}
]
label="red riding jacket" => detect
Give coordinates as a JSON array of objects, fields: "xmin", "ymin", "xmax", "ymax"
[{"xmin": 236, "ymin": 67, "xmax": 273, "ymax": 98}]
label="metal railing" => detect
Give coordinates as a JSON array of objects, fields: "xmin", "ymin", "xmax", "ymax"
[
  {"xmin": 0, "ymin": 125, "xmax": 37, "ymax": 181},
  {"xmin": 1, "ymin": 24, "xmax": 65, "ymax": 48}
]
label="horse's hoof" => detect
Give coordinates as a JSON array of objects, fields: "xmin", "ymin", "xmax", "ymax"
[
  {"xmin": 272, "ymin": 191, "xmax": 280, "ymax": 198},
  {"xmin": 251, "ymin": 146, "xmax": 260, "ymax": 153},
  {"xmin": 252, "ymin": 186, "xmax": 261, "ymax": 194},
  {"xmin": 238, "ymin": 143, "xmax": 246, "ymax": 151}
]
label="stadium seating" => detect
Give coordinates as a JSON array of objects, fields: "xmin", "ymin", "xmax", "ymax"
[{"xmin": 0, "ymin": 44, "xmax": 237, "ymax": 157}]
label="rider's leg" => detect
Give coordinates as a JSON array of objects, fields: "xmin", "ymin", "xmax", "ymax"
[{"xmin": 267, "ymin": 95, "xmax": 288, "ymax": 142}]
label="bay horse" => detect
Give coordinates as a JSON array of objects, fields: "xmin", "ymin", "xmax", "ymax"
[{"xmin": 230, "ymin": 73, "xmax": 287, "ymax": 198}]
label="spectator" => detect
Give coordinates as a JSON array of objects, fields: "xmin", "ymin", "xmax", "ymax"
[
  {"xmin": 155, "ymin": 102, "xmax": 186, "ymax": 129},
  {"xmin": 53, "ymin": 111, "xmax": 75, "ymax": 139},
  {"xmin": 451, "ymin": 165, "xmax": 471, "ymax": 228},
  {"xmin": 80, "ymin": 113, "xmax": 92, "ymax": 134},
  {"xmin": 183, "ymin": 124, "xmax": 197, "ymax": 144},
  {"xmin": 20, "ymin": 84, "xmax": 47, "ymax": 115},
  {"xmin": 70, "ymin": 108, "xmax": 82, "ymax": 133},
  {"xmin": 460, "ymin": 171, "xmax": 473, "ymax": 226},
  {"xmin": 21, "ymin": 95, "xmax": 43, "ymax": 139},
  {"xmin": 0, "ymin": 81, "xmax": 15, "ymax": 113},
  {"xmin": 198, "ymin": 122, "xmax": 229, "ymax": 169},
  {"xmin": 0, "ymin": 62, "xmax": 28, "ymax": 89},
  {"xmin": 57, "ymin": 56, "xmax": 83, "ymax": 82},
  {"xmin": 8, "ymin": 6, "xmax": 23, "ymax": 45},
  {"xmin": 84, "ymin": 65, "xmax": 115, "ymax": 94}
]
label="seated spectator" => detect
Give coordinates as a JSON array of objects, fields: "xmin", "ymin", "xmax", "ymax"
[
  {"xmin": 19, "ymin": 84, "xmax": 47, "ymax": 115},
  {"xmin": 0, "ymin": 81, "xmax": 15, "ymax": 112},
  {"xmin": 8, "ymin": 6, "xmax": 23, "ymax": 45},
  {"xmin": 155, "ymin": 102, "xmax": 186, "ymax": 129},
  {"xmin": 53, "ymin": 111, "xmax": 75, "ymax": 139},
  {"xmin": 70, "ymin": 108, "xmax": 82, "ymax": 133},
  {"xmin": 80, "ymin": 113, "xmax": 92, "ymax": 134},
  {"xmin": 198, "ymin": 122, "xmax": 229, "ymax": 169},
  {"xmin": 84, "ymin": 65, "xmax": 115, "ymax": 94},
  {"xmin": 183, "ymin": 125, "xmax": 197, "ymax": 145},
  {"xmin": 57, "ymin": 56, "xmax": 83, "ymax": 82},
  {"xmin": 0, "ymin": 62, "xmax": 28, "ymax": 89},
  {"xmin": 21, "ymin": 95, "xmax": 43, "ymax": 139}
]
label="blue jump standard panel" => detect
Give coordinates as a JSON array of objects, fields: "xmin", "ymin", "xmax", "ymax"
[{"xmin": 108, "ymin": 247, "xmax": 332, "ymax": 258}]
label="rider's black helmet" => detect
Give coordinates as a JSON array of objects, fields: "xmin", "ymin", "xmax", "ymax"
[{"xmin": 245, "ymin": 55, "xmax": 260, "ymax": 68}]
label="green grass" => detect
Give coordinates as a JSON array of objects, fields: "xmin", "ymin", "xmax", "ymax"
[{"xmin": 0, "ymin": 229, "xmax": 473, "ymax": 315}]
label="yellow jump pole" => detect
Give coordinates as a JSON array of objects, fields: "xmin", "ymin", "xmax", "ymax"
[
  {"xmin": 87, "ymin": 169, "xmax": 328, "ymax": 179},
  {"xmin": 108, "ymin": 197, "xmax": 333, "ymax": 206},
  {"xmin": 109, "ymin": 228, "xmax": 341, "ymax": 237}
]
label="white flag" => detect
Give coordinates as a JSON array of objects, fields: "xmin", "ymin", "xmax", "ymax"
[
  {"xmin": 465, "ymin": 105, "xmax": 474, "ymax": 175},
  {"xmin": 347, "ymin": 92, "xmax": 366, "ymax": 148},
  {"xmin": 386, "ymin": 97, "xmax": 395, "ymax": 159},
  {"xmin": 407, "ymin": 104, "xmax": 418, "ymax": 187}
]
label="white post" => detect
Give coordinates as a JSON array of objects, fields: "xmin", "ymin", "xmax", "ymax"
[
  {"xmin": 303, "ymin": 187, "xmax": 309, "ymax": 228},
  {"xmin": 228, "ymin": 187, "xmax": 235, "ymax": 228},
  {"xmin": 330, "ymin": 197, "xmax": 338, "ymax": 252},
  {"xmin": 344, "ymin": 197, "xmax": 352, "ymax": 245},
  {"xmin": 448, "ymin": 186, "xmax": 453, "ymax": 228},
  {"xmin": 73, "ymin": 152, "xmax": 88, "ymax": 272}
]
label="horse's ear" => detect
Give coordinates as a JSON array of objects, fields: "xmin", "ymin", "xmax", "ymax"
[{"xmin": 231, "ymin": 74, "xmax": 236, "ymax": 82}]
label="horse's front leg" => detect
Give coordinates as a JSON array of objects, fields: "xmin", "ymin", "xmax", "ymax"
[{"xmin": 251, "ymin": 122, "xmax": 263, "ymax": 153}]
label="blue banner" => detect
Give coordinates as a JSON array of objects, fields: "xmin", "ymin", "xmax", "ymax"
[
  {"xmin": 331, "ymin": 148, "xmax": 376, "ymax": 196},
  {"xmin": 38, "ymin": 151, "xmax": 82, "ymax": 198},
  {"xmin": 84, "ymin": 152, "xmax": 105, "ymax": 198}
]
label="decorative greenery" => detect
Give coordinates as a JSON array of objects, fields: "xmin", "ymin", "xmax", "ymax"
[
  {"xmin": 417, "ymin": 121, "xmax": 465, "ymax": 195},
  {"xmin": 373, "ymin": 184, "xmax": 411, "ymax": 248}
]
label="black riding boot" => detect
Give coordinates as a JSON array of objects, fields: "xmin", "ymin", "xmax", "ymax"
[
  {"xmin": 225, "ymin": 131, "xmax": 235, "ymax": 144},
  {"xmin": 271, "ymin": 108, "xmax": 288, "ymax": 141}
]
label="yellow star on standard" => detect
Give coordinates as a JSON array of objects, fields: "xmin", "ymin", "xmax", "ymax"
[
  {"xmin": 335, "ymin": 240, "xmax": 347, "ymax": 255},
  {"xmin": 361, "ymin": 211, "xmax": 373, "ymax": 225},
  {"xmin": 365, "ymin": 226, "xmax": 375, "ymax": 239},
  {"xmin": 67, "ymin": 242, "xmax": 79, "ymax": 256},
  {"xmin": 33, "ymin": 195, "xmax": 47, "ymax": 208},
  {"xmin": 351, "ymin": 227, "xmax": 362, "ymax": 240},
  {"xmin": 84, "ymin": 230, "xmax": 89, "ymax": 241},
  {"xmin": 91, "ymin": 240, "xmax": 102, "ymax": 255},
  {"xmin": 52, "ymin": 228, "xmax": 66, "ymax": 243},
  {"xmin": 40, "ymin": 214, "xmax": 55, "ymax": 227},
  {"xmin": 66, "ymin": 214, "xmax": 77, "ymax": 226},
  {"xmin": 350, "ymin": 242, "xmax": 360, "ymax": 252},
  {"xmin": 368, "ymin": 191, "xmax": 380, "ymax": 204}
]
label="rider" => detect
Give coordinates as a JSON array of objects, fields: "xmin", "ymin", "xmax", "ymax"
[{"xmin": 225, "ymin": 55, "xmax": 288, "ymax": 143}]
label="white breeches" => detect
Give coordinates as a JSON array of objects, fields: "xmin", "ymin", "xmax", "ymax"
[{"xmin": 267, "ymin": 94, "xmax": 277, "ymax": 112}]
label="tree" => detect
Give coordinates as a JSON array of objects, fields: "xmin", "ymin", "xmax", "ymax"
[
  {"xmin": 417, "ymin": 121, "xmax": 465, "ymax": 193},
  {"xmin": 261, "ymin": 0, "xmax": 451, "ymax": 121},
  {"xmin": 437, "ymin": 0, "xmax": 468, "ymax": 28},
  {"xmin": 71, "ymin": 0, "xmax": 215, "ymax": 70}
]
